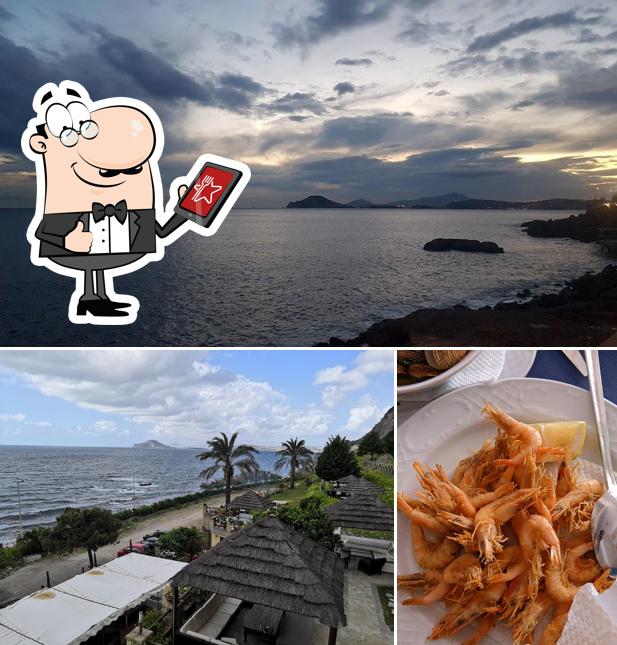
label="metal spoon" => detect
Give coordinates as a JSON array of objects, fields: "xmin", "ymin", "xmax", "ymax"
[{"xmin": 585, "ymin": 349, "xmax": 617, "ymax": 573}]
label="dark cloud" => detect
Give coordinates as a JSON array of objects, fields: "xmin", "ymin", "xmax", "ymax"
[
  {"xmin": 397, "ymin": 20, "xmax": 452, "ymax": 44},
  {"xmin": 459, "ymin": 90, "xmax": 510, "ymax": 111},
  {"xmin": 467, "ymin": 10, "xmax": 602, "ymax": 52},
  {"xmin": 261, "ymin": 92, "xmax": 326, "ymax": 116},
  {"xmin": 272, "ymin": 0, "xmax": 391, "ymax": 50},
  {"xmin": 258, "ymin": 147, "xmax": 591, "ymax": 203},
  {"xmin": 362, "ymin": 49, "xmax": 397, "ymax": 61},
  {"xmin": 0, "ymin": 6, "xmax": 14, "ymax": 22},
  {"xmin": 334, "ymin": 81, "xmax": 355, "ymax": 96},
  {"xmin": 509, "ymin": 99, "xmax": 535, "ymax": 111},
  {"xmin": 532, "ymin": 60, "xmax": 617, "ymax": 113},
  {"xmin": 0, "ymin": 20, "xmax": 268, "ymax": 154},
  {"xmin": 0, "ymin": 34, "xmax": 58, "ymax": 153},
  {"xmin": 444, "ymin": 49, "xmax": 579, "ymax": 76},
  {"xmin": 315, "ymin": 113, "xmax": 482, "ymax": 150},
  {"xmin": 288, "ymin": 115, "xmax": 310, "ymax": 122},
  {"xmin": 216, "ymin": 30, "xmax": 261, "ymax": 49},
  {"xmin": 335, "ymin": 57, "xmax": 373, "ymax": 66},
  {"xmin": 430, "ymin": 89, "xmax": 449, "ymax": 96},
  {"xmin": 61, "ymin": 18, "xmax": 267, "ymax": 111}
]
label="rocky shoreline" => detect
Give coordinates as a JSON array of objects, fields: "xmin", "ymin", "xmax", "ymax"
[{"xmin": 322, "ymin": 204, "xmax": 617, "ymax": 347}]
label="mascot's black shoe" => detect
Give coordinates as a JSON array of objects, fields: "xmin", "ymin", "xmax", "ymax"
[{"xmin": 76, "ymin": 300, "xmax": 130, "ymax": 317}]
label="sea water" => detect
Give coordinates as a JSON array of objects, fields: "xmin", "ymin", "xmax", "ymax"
[{"xmin": 1, "ymin": 208, "xmax": 608, "ymax": 345}]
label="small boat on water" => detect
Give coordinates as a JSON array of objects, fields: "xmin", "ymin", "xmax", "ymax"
[{"xmin": 138, "ymin": 481, "xmax": 153, "ymax": 487}]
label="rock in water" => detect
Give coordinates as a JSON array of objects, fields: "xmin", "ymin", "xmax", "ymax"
[{"xmin": 423, "ymin": 238, "xmax": 504, "ymax": 253}]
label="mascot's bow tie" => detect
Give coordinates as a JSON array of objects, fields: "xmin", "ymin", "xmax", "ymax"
[{"xmin": 92, "ymin": 200, "xmax": 128, "ymax": 224}]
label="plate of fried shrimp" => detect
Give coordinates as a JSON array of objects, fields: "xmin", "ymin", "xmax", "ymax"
[{"xmin": 397, "ymin": 378, "xmax": 616, "ymax": 645}]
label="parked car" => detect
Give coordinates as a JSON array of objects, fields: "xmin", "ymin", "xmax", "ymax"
[{"xmin": 117, "ymin": 541, "xmax": 153, "ymax": 557}]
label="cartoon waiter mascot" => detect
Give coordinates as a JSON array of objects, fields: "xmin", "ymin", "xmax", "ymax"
[{"xmin": 22, "ymin": 80, "xmax": 249, "ymax": 325}]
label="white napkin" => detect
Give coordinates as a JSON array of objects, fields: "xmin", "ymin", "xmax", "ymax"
[
  {"xmin": 398, "ymin": 350, "xmax": 506, "ymax": 402},
  {"xmin": 559, "ymin": 581, "xmax": 617, "ymax": 644}
]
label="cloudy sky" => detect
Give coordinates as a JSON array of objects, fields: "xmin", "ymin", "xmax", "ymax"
[
  {"xmin": 0, "ymin": 349, "xmax": 393, "ymax": 447},
  {"xmin": 1, "ymin": 0, "xmax": 616, "ymax": 206}
]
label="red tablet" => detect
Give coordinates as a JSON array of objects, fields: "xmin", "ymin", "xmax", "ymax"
[{"xmin": 174, "ymin": 160, "xmax": 243, "ymax": 228}]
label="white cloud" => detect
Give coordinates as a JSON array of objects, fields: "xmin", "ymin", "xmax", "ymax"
[
  {"xmin": 92, "ymin": 420, "xmax": 118, "ymax": 433},
  {"xmin": 343, "ymin": 394, "xmax": 382, "ymax": 435},
  {"xmin": 0, "ymin": 412, "xmax": 51, "ymax": 427},
  {"xmin": 0, "ymin": 351, "xmax": 339, "ymax": 446},
  {"xmin": 314, "ymin": 350, "xmax": 392, "ymax": 407},
  {"xmin": 0, "ymin": 413, "xmax": 26, "ymax": 422}
]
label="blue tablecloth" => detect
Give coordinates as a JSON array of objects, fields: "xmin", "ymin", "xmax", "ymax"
[{"xmin": 529, "ymin": 350, "xmax": 617, "ymax": 404}]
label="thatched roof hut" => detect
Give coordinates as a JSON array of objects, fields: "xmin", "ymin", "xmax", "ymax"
[
  {"xmin": 229, "ymin": 489, "xmax": 271, "ymax": 511},
  {"xmin": 172, "ymin": 516, "xmax": 346, "ymax": 629},
  {"xmin": 337, "ymin": 475, "xmax": 383, "ymax": 495},
  {"xmin": 325, "ymin": 492, "xmax": 393, "ymax": 532}
]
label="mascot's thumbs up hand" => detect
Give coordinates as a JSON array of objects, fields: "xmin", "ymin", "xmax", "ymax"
[{"xmin": 64, "ymin": 221, "xmax": 93, "ymax": 253}]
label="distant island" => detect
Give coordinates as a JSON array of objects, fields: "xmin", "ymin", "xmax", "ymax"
[
  {"xmin": 286, "ymin": 193, "xmax": 602, "ymax": 211},
  {"xmin": 133, "ymin": 439, "xmax": 175, "ymax": 449}
]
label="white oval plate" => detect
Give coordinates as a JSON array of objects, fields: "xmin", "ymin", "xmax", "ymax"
[{"xmin": 397, "ymin": 377, "xmax": 614, "ymax": 645}]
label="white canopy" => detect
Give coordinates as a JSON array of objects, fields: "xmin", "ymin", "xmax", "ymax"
[{"xmin": 0, "ymin": 553, "xmax": 187, "ymax": 645}]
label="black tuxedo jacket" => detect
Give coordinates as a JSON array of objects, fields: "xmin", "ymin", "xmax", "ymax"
[{"xmin": 35, "ymin": 210, "xmax": 186, "ymax": 257}]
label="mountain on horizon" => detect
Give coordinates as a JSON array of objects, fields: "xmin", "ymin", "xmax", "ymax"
[
  {"xmin": 287, "ymin": 195, "xmax": 352, "ymax": 209},
  {"xmin": 386, "ymin": 192, "xmax": 469, "ymax": 208},
  {"xmin": 133, "ymin": 439, "xmax": 175, "ymax": 449},
  {"xmin": 287, "ymin": 193, "xmax": 469, "ymax": 209},
  {"xmin": 286, "ymin": 194, "xmax": 601, "ymax": 210}
]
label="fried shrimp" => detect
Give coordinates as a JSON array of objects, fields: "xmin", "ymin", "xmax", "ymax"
[
  {"xmin": 483, "ymin": 403, "xmax": 565, "ymax": 469},
  {"xmin": 461, "ymin": 615, "xmax": 496, "ymax": 645},
  {"xmin": 511, "ymin": 593, "xmax": 552, "ymax": 645},
  {"xmin": 397, "ymin": 493, "xmax": 447, "ymax": 534},
  {"xmin": 468, "ymin": 482, "xmax": 516, "ymax": 510},
  {"xmin": 538, "ymin": 612, "xmax": 568, "ymax": 645},
  {"xmin": 564, "ymin": 542, "xmax": 602, "ymax": 585},
  {"xmin": 473, "ymin": 488, "xmax": 537, "ymax": 562},
  {"xmin": 443, "ymin": 553, "xmax": 483, "ymax": 591},
  {"xmin": 399, "ymin": 401, "xmax": 609, "ymax": 645},
  {"xmin": 399, "ymin": 570, "xmax": 451, "ymax": 605},
  {"xmin": 486, "ymin": 545, "xmax": 525, "ymax": 584},
  {"xmin": 429, "ymin": 583, "xmax": 505, "ymax": 640},
  {"xmin": 482, "ymin": 403, "xmax": 543, "ymax": 466},
  {"xmin": 552, "ymin": 479, "xmax": 604, "ymax": 532},
  {"xmin": 513, "ymin": 511, "xmax": 560, "ymax": 601},
  {"xmin": 545, "ymin": 551, "xmax": 579, "ymax": 603},
  {"xmin": 410, "ymin": 522, "xmax": 459, "ymax": 570}
]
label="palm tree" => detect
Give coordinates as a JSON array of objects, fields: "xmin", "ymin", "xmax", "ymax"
[
  {"xmin": 198, "ymin": 432, "xmax": 260, "ymax": 506},
  {"xmin": 274, "ymin": 438, "xmax": 314, "ymax": 489}
]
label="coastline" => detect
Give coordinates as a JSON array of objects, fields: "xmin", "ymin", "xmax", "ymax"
[{"xmin": 323, "ymin": 205, "xmax": 617, "ymax": 347}]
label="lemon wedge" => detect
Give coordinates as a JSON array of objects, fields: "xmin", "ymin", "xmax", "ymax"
[{"xmin": 531, "ymin": 421, "xmax": 586, "ymax": 458}]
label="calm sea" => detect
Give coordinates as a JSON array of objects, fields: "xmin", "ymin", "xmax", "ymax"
[
  {"xmin": 0, "ymin": 445, "xmax": 282, "ymax": 544},
  {"xmin": 1, "ymin": 208, "xmax": 609, "ymax": 345}
]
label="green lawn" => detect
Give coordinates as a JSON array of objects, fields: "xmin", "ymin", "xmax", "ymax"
[
  {"xmin": 342, "ymin": 528, "xmax": 394, "ymax": 541},
  {"xmin": 266, "ymin": 481, "xmax": 309, "ymax": 505},
  {"xmin": 377, "ymin": 585, "xmax": 394, "ymax": 630}
]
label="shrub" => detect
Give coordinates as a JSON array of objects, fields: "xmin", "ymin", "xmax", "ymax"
[
  {"xmin": 158, "ymin": 527, "xmax": 204, "ymax": 560},
  {"xmin": 278, "ymin": 497, "xmax": 338, "ymax": 550}
]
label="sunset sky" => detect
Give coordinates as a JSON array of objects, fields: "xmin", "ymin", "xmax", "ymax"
[{"xmin": 1, "ymin": 0, "xmax": 616, "ymax": 206}]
